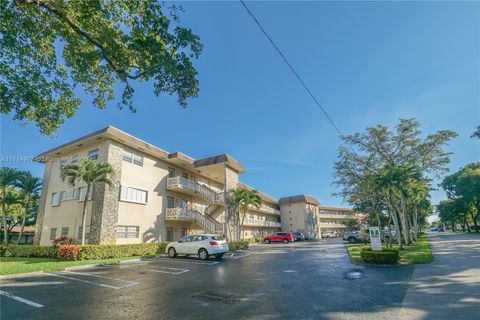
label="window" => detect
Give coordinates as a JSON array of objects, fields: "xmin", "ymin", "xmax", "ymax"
[
  {"xmin": 168, "ymin": 167, "xmax": 176, "ymax": 178},
  {"xmin": 120, "ymin": 186, "xmax": 147, "ymax": 204},
  {"xmin": 167, "ymin": 228, "xmax": 174, "ymax": 242},
  {"xmin": 51, "ymin": 192, "xmax": 60, "ymax": 206},
  {"xmin": 77, "ymin": 186, "xmax": 94, "ymax": 201},
  {"xmin": 116, "ymin": 226, "xmax": 139, "ymax": 238},
  {"xmin": 123, "ymin": 150, "xmax": 143, "ymax": 166},
  {"xmin": 89, "ymin": 149, "xmax": 99, "ymax": 160},
  {"xmin": 50, "ymin": 228, "xmax": 57, "ymax": 240},
  {"xmin": 60, "ymin": 159, "xmax": 67, "ymax": 171},
  {"xmin": 77, "ymin": 226, "xmax": 90, "ymax": 240},
  {"xmin": 63, "ymin": 188, "xmax": 75, "ymax": 201},
  {"xmin": 71, "ymin": 156, "xmax": 78, "ymax": 165},
  {"xmin": 167, "ymin": 196, "xmax": 175, "ymax": 209},
  {"xmin": 61, "ymin": 227, "xmax": 69, "ymax": 236}
]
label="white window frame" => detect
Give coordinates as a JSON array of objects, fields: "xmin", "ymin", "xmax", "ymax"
[
  {"xmin": 62, "ymin": 188, "xmax": 75, "ymax": 201},
  {"xmin": 89, "ymin": 149, "xmax": 99, "ymax": 160},
  {"xmin": 116, "ymin": 225, "xmax": 139, "ymax": 238},
  {"xmin": 77, "ymin": 186, "xmax": 93, "ymax": 201},
  {"xmin": 61, "ymin": 227, "xmax": 69, "ymax": 237},
  {"xmin": 120, "ymin": 186, "xmax": 147, "ymax": 204},
  {"xmin": 51, "ymin": 192, "xmax": 60, "ymax": 206},
  {"xmin": 49, "ymin": 228, "xmax": 57, "ymax": 240},
  {"xmin": 123, "ymin": 150, "xmax": 143, "ymax": 167},
  {"xmin": 77, "ymin": 226, "xmax": 90, "ymax": 240}
]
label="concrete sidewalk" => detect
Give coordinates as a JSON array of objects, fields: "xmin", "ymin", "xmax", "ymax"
[{"xmin": 400, "ymin": 232, "xmax": 480, "ymax": 320}]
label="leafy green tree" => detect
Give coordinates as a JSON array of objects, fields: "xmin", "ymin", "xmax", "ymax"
[
  {"xmin": 1, "ymin": 0, "xmax": 203, "ymax": 135},
  {"xmin": 61, "ymin": 158, "xmax": 115, "ymax": 244},
  {"xmin": 228, "ymin": 188, "xmax": 261, "ymax": 241},
  {"xmin": 334, "ymin": 119, "xmax": 456, "ymax": 248},
  {"xmin": 437, "ymin": 199, "xmax": 465, "ymax": 231},
  {"xmin": 0, "ymin": 167, "xmax": 22, "ymax": 243},
  {"xmin": 14, "ymin": 172, "xmax": 42, "ymax": 244},
  {"xmin": 441, "ymin": 163, "xmax": 480, "ymax": 232}
]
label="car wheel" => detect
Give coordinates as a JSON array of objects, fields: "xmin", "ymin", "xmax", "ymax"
[
  {"xmin": 198, "ymin": 248, "xmax": 209, "ymax": 260},
  {"xmin": 348, "ymin": 237, "xmax": 356, "ymax": 244},
  {"xmin": 168, "ymin": 247, "xmax": 177, "ymax": 258},
  {"xmin": 264, "ymin": 239, "xmax": 270, "ymax": 244},
  {"xmin": 215, "ymin": 253, "xmax": 224, "ymax": 259},
  {"xmin": 282, "ymin": 239, "xmax": 289, "ymax": 244}
]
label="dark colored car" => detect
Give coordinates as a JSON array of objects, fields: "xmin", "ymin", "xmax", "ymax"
[
  {"xmin": 293, "ymin": 232, "xmax": 305, "ymax": 241},
  {"xmin": 263, "ymin": 232, "xmax": 295, "ymax": 244}
]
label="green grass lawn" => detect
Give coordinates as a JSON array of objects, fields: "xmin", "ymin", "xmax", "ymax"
[
  {"xmin": 345, "ymin": 235, "xmax": 433, "ymax": 265},
  {"xmin": 0, "ymin": 256, "xmax": 142, "ymax": 276}
]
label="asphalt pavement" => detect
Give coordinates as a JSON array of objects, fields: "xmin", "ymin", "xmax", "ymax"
[{"xmin": 1, "ymin": 234, "xmax": 478, "ymax": 320}]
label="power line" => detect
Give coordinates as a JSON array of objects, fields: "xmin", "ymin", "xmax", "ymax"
[{"xmin": 240, "ymin": 0, "xmax": 351, "ymax": 145}]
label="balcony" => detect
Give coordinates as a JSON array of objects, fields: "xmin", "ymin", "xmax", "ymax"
[
  {"xmin": 319, "ymin": 223, "xmax": 346, "ymax": 228},
  {"xmin": 250, "ymin": 203, "xmax": 281, "ymax": 215},
  {"xmin": 242, "ymin": 219, "xmax": 282, "ymax": 228},
  {"xmin": 165, "ymin": 208, "xmax": 195, "ymax": 221},
  {"xmin": 167, "ymin": 176, "xmax": 224, "ymax": 204},
  {"xmin": 319, "ymin": 213, "xmax": 353, "ymax": 219}
]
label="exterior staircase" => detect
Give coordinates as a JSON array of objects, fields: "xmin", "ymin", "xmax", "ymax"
[{"xmin": 166, "ymin": 176, "xmax": 226, "ymax": 234}]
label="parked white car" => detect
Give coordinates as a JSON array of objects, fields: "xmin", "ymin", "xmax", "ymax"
[
  {"xmin": 166, "ymin": 234, "xmax": 229, "ymax": 260},
  {"xmin": 322, "ymin": 232, "xmax": 338, "ymax": 238}
]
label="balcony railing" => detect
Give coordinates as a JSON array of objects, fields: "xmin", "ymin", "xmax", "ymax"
[
  {"xmin": 319, "ymin": 223, "xmax": 347, "ymax": 228},
  {"xmin": 249, "ymin": 203, "xmax": 281, "ymax": 215},
  {"xmin": 167, "ymin": 176, "xmax": 224, "ymax": 204},
  {"xmin": 242, "ymin": 219, "xmax": 282, "ymax": 228},
  {"xmin": 319, "ymin": 213, "xmax": 353, "ymax": 219},
  {"xmin": 165, "ymin": 207, "xmax": 223, "ymax": 234}
]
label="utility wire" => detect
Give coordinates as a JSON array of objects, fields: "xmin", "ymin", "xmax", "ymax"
[{"xmin": 240, "ymin": 0, "xmax": 353, "ymax": 149}]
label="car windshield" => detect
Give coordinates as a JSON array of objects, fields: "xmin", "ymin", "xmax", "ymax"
[{"xmin": 211, "ymin": 236, "xmax": 224, "ymax": 241}]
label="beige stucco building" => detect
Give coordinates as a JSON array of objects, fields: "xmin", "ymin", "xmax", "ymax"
[{"xmin": 33, "ymin": 126, "xmax": 356, "ymax": 245}]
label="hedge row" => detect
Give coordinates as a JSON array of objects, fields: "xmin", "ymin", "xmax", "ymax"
[
  {"xmin": 229, "ymin": 240, "xmax": 250, "ymax": 251},
  {"xmin": 2, "ymin": 243, "xmax": 169, "ymax": 261},
  {"xmin": 361, "ymin": 248, "xmax": 399, "ymax": 264}
]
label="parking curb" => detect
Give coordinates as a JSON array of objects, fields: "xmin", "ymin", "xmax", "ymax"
[{"xmin": 0, "ymin": 271, "xmax": 45, "ymax": 280}]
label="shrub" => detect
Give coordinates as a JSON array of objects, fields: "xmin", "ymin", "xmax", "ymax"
[
  {"xmin": 361, "ymin": 248, "xmax": 399, "ymax": 264},
  {"xmin": 4, "ymin": 245, "xmax": 58, "ymax": 258},
  {"xmin": 0, "ymin": 244, "xmax": 7, "ymax": 256},
  {"xmin": 77, "ymin": 242, "xmax": 169, "ymax": 260},
  {"xmin": 58, "ymin": 245, "xmax": 81, "ymax": 260},
  {"xmin": 52, "ymin": 236, "xmax": 73, "ymax": 247},
  {"xmin": 229, "ymin": 240, "xmax": 249, "ymax": 251}
]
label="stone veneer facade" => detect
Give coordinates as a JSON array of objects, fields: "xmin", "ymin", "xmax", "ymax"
[{"xmin": 89, "ymin": 141, "xmax": 123, "ymax": 244}]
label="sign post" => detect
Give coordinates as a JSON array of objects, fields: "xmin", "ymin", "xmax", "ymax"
[{"xmin": 369, "ymin": 227, "xmax": 382, "ymax": 251}]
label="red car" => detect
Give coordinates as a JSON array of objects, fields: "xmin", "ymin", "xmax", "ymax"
[{"xmin": 263, "ymin": 232, "xmax": 295, "ymax": 244}]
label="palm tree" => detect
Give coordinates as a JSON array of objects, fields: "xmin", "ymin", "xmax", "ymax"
[
  {"xmin": 0, "ymin": 167, "xmax": 21, "ymax": 244},
  {"xmin": 14, "ymin": 172, "xmax": 42, "ymax": 244},
  {"xmin": 60, "ymin": 158, "xmax": 115, "ymax": 245},
  {"xmin": 229, "ymin": 188, "xmax": 261, "ymax": 241}
]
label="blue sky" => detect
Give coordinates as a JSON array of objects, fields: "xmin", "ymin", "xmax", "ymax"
[{"xmin": 1, "ymin": 1, "xmax": 479, "ymax": 207}]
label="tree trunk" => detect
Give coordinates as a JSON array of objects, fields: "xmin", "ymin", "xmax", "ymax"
[
  {"xmin": 413, "ymin": 203, "xmax": 418, "ymax": 241},
  {"xmin": 81, "ymin": 185, "xmax": 91, "ymax": 245},
  {"xmin": 2, "ymin": 187, "xmax": 8, "ymax": 244},
  {"xmin": 398, "ymin": 195, "xmax": 410, "ymax": 245},
  {"xmin": 16, "ymin": 195, "xmax": 29, "ymax": 244},
  {"xmin": 387, "ymin": 204, "xmax": 403, "ymax": 250},
  {"xmin": 470, "ymin": 211, "xmax": 479, "ymax": 233},
  {"xmin": 465, "ymin": 218, "xmax": 471, "ymax": 232}
]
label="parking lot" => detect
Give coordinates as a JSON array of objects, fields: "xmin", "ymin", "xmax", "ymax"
[{"xmin": 1, "ymin": 239, "xmax": 416, "ymax": 320}]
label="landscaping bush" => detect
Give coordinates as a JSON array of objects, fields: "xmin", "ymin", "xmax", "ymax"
[
  {"xmin": 361, "ymin": 248, "xmax": 399, "ymax": 264},
  {"xmin": 77, "ymin": 242, "xmax": 169, "ymax": 260},
  {"xmin": 58, "ymin": 245, "xmax": 81, "ymax": 260},
  {"xmin": 4, "ymin": 245, "xmax": 58, "ymax": 258},
  {"xmin": 0, "ymin": 244, "xmax": 7, "ymax": 256},
  {"xmin": 52, "ymin": 236, "xmax": 73, "ymax": 247},
  {"xmin": 229, "ymin": 240, "xmax": 249, "ymax": 251}
]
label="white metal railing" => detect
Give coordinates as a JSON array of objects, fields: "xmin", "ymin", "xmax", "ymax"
[
  {"xmin": 319, "ymin": 223, "xmax": 347, "ymax": 228},
  {"xmin": 167, "ymin": 176, "xmax": 224, "ymax": 204},
  {"xmin": 249, "ymin": 203, "xmax": 281, "ymax": 215},
  {"xmin": 319, "ymin": 214, "xmax": 353, "ymax": 219},
  {"xmin": 165, "ymin": 207, "xmax": 223, "ymax": 234},
  {"xmin": 242, "ymin": 219, "xmax": 281, "ymax": 228}
]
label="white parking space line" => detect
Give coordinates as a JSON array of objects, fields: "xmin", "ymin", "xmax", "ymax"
[
  {"xmin": 0, "ymin": 290, "xmax": 44, "ymax": 308},
  {"xmin": 46, "ymin": 271, "xmax": 139, "ymax": 289},
  {"xmin": 228, "ymin": 253, "xmax": 251, "ymax": 259},
  {"xmin": 149, "ymin": 267, "xmax": 190, "ymax": 275},
  {"xmin": 250, "ymin": 250, "xmax": 287, "ymax": 254},
  {"xmin": 155, "ymin": 258, "xmax": 219, "ymax": 266}
]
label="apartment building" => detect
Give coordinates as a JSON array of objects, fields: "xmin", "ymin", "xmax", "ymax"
[
  {"xmin": 33, "ymin": 126, "xmax": 282, "ymax": 245},
  {"xmin": 279, "ymin": 195, "xmax": 357, "ymax": 239}
]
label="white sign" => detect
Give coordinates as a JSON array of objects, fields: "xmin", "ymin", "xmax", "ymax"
[{"xmin": 369, "ymin": 227, "xmax": 382, "ymax": 251}]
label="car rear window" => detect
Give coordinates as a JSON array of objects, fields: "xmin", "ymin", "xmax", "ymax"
[{"xmin": 211, "ymin": 236, "xmax": 224, "ymax": 241}]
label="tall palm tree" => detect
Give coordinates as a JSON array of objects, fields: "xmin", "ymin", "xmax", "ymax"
[
  {"xmin": 229, "ymin": 188, "xmax": 261, "ymax": 241},
  {"xmin": 0, "ymin": 167, "xmax": 21, "ymax": 244},
  {"xmin": 14, "ymin": 172, "xmax": 42, "ymax": 244},
  {"xmin": 61, "ymin": 158, "xmax": 115, "ymax": 245}
]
